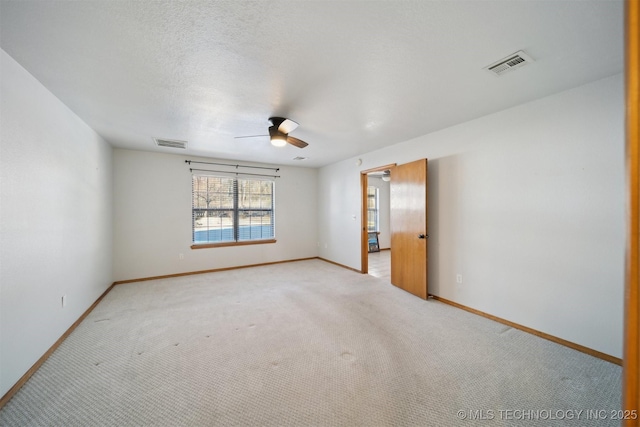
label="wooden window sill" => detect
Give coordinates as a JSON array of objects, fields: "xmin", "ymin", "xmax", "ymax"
[{"xmin": 191, "ymin": 239, "xmax": 277, "ymax": 249}]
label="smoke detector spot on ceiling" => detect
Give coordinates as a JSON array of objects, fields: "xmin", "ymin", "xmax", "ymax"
[
  {"xmin": 484, "ymin": 50, "xmax": 534, "ymax": 76},
  {"xmin": 154, "ymin": 137, "xmax": 188, "ymax": 149}
]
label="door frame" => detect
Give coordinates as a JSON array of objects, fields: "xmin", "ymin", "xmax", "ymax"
[
  {"xmin": 360, "ymin": 163, "xmax": 396, "ymax": 273},
  {"xmin": 623, "ymin": 0, "xmax": 639, "ymax": 420}
]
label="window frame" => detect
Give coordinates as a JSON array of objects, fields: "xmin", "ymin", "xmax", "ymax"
[{"xmin": 191, "ymin": 174, "xmax": 276, "ymax": 249}]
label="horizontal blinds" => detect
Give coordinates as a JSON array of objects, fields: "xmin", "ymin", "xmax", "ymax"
[
  {"xmin": 367, "ymin": 186, "xmax": 379, "ymax": 232},
  {"xmin": 192, "ymin": 175, "xmax": 236, "ymax": 243},
  {"xmin": 190, "ymin": 169, "xmax": 277, "ymax": 181},
  {"xmin": 237, "ymin": 178, "xmax": 274, "ymax": 241},
  {"xmin": 192, "ymin": 175, "xmax": 275, "ymax": 244}
]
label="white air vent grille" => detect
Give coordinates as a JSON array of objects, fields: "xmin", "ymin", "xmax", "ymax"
[
  {"xmin": 485, "ymin": 51, "xmax": 534, "ymax": 76},
  {"xmin": 154, "ymin": 138, "xmax": 187, "ymax": 149}
]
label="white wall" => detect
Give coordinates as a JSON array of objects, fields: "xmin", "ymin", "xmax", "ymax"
[
  {"xmin": 318, "ymin": 74, "xmax": 625, "ymax": 358},
  {"xmin": 113, "ymin": 149, "xmax": 318, "ymax": 281},
  {"xmin": 367, "ymin": 177, "xmax": 390, "ymax": 249},
  {"xmin": 0, "ymin": 50, "xmax": 114, "ymax": 397}
]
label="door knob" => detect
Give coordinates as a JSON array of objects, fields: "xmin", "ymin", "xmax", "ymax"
[{"xmin": 418, "ymin": 234, "xmax": 426, "ymax": 239}]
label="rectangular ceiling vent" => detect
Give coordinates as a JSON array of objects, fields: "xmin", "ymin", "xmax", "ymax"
[
  {"xmin": 154, "ymin": 138, "xmax": 187, "ymax": 149},
  {"xmin": 484, "ymin": 50, "xmax": 534, "ymax": 76}
]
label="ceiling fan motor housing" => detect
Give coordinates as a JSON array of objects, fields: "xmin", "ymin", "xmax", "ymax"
[
  {"xmin": 268, "ymin": 125, "xmax": 288, "ymax": 147},
  {"xmin": 268, "ymin": 125, "xmax": 285, "ymax": 138}
]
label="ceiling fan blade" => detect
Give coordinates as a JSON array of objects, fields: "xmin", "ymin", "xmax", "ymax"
[
  {"xmin": 287, "ymin": 136, "xmax": 308, "ymax": 148},
  {"xmin": 278, "ymin": 119, "xmax": 299, "ymax": 134},
  {"xmin": 234, "ymin": 134, "xmax": 268, "ymax": 139},
  {"xmin": 269, "ymin": 117, "xmax": 299, "ymax": 134}
]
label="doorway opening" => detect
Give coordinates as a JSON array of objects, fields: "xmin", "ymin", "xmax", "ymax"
[{"xmin": 360, "ymin": 164, "xmax": 395, "ymax": 282}]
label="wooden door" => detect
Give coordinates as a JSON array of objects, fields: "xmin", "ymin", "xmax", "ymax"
[{"xmin": 390, "ymin": 159, "xmax": 428, "ymax": 299}]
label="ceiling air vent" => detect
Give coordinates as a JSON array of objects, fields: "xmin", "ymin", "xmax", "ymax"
[
  {"xmin": 484, "ymin": 50, "xmax": 534, "ymax": 76},
  {"xmin": 293, "ymin": 156, "xmax": 308, "ymax": 161},
  {"xmin": 154, "ymin": 138, "xmax": 187, "ymax": 149}
]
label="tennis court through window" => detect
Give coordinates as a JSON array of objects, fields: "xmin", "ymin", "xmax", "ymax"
[{"xmin": 192, "ymin": 175, "xmax": 275, "ymax": 246}]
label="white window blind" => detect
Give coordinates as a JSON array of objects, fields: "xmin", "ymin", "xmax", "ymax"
[
  {"xmin": 367, "ymin": 186, "xmax": 379, "ymax": 232},
  {"xmin": 192, "ymin": 175, "xmax": 275, "ymax": 244}
]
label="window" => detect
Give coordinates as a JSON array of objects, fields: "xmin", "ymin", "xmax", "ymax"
[
  {"xmin": 192, "ymin": 175, "xmax": 275, "ymax": 247},
  {"xmin": 367, "ymin": 186, "xmax": 379, "ymax": 232}
]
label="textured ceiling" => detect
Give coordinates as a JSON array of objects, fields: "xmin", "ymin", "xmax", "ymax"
[{"xmin": 0, "ymin": 1, "xmax": 624, "ymax": 167}]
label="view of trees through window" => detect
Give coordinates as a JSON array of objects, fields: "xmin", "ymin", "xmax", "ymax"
[{"xmin": 192, "ymin": 175, "xmax": 274, "ymax": 243}]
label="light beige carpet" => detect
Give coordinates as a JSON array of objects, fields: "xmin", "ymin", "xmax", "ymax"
[{"xmin": 0, "ymin": 259, "xmax": 621, "ymax": 426}]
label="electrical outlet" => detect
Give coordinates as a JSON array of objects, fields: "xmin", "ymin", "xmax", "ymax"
[
  {"xmin": 61, "ymin": 295, "xmax": 67, "ymax": 308},
  {"xmin": 456, "ymin": 274, "xmax": 463, "ymax": 284},
  {"xmin": 324, "ymin": 243, "xmax": 328, "ymax": 249},
  {"xmin": 179, "ymin": 253, "xmax": 184, "ymax": 260}
]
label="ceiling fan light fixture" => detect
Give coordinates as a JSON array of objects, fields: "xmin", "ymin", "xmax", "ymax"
[
  {"xmin": 268, "ymin": 125, "xmax": 288, "ymax": 147},
  {"xmin": 270, "ymin": 136, "xmax": 287, "ymax": 147}
]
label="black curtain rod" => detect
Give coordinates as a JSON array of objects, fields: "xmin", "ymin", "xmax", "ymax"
[
  {"xmin": 190, "ymin": 168, "xmax": 280, "ymax": 179},
  {"xmin": 185, "ymin": 160, "xmax": 279, "ymax": 172}
]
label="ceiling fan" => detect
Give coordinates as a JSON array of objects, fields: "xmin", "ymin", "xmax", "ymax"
[{"xmin": 235, "ymin": 117, "xmax": 309, "ymax": 148}]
